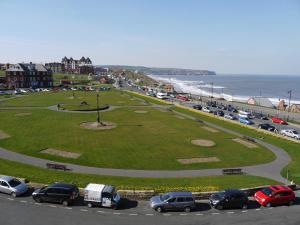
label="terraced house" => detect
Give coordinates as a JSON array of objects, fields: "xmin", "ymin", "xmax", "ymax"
[{"xmin": 5, "ymin": 63, "xmax": 53, "ymax": 88}]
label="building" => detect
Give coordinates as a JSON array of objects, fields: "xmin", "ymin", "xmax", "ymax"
[
  {"xmin": 6, "ymin": 63, "xmax": 53, "ymax": 88},
  {"xmin": 247, "ymin": 97, "xmax": 275, "ymax": 108},
  {"xmin": 289, "ymin": 104, "xmax": 300, "ymax": 113},
  {"xmin": 45, "ymin": 62, "xmax": 65, "ymax": 74},
  {"xmin": 61, "ymin": 56, "xmax": 93, "ymax": 74}
]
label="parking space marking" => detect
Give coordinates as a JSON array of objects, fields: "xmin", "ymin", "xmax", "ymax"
[
  {"xmin": 20, "ymin": 200, "xmax": 27, "ymax": 203},
  {"xmin": 227, "ymin": 211, "xmax": 235, "ymax": 214},
  {"xmin": 7, "ymin": 198, "xmax": 14, "ymax": 201},
  {"xmin": 63, "ymin": 207, "xmax": 72, "ymax": 210},
  {"xmin": 34, "ymin": 203, "xmax": 42, "ymax": 206},
  {"xmin": 113, "ymin": 212, "xmax": 121, "ymax": 215},
  {"xmin": 196, "ymin": 213, "xmax": 204, "ymax": 216},
  {"xmin": 129, "ymin": 213, "xmax": 138, "ymax": 216},
  {"xmin": 241, "ymin": 210, "xmax": 248, "ymax": 213},
  {"xmin": 255, "ymin": 208, "xmax": 261, "ymax": 211},
  {"xmin": 212, "ymin": 212, "xmax": 220, "ymax": 215},
  {"xmin": 97, "ymin": 210, "xmax": 106, "ymax": 213},
  {"xmin": 80, "ymin": 209, "xmax": 88, "ymax": 212},
  {"xmin": 49, "ymin": 205, "xmax": 57, "ymax": 208},
  {"xmin": 163, "ymin": 213, "xmax": 172, "ymax": 216},
  {"xmin": 145, "ymin": 214, "xmax": 154, "ymax": 216},
  {"xmin": 179, "ymin": 213, "xmax": 187, "ymax": 216}
]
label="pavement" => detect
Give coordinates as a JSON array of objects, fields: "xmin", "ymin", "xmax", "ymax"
[{"xmin": 1, "ymin": 191, "xmax": 300, "ymax": 225}]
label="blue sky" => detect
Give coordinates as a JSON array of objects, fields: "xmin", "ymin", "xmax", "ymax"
[{"xmin": 0, "ymin": 0, "xmax": 300, "ymax": 75}]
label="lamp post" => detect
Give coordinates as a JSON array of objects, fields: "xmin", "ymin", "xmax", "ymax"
[{"xmin": 96, "ymin": 93, "xmax": 100, "ymax": 124}]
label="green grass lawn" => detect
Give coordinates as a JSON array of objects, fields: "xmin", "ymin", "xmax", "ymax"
[
  {"xmin": 0, "ymin": 158, "xmax": 279, "ymax": 192},
  {"xmin": 0, "ymin": 90, "xmax": 275, "ymax": 170},
  {"xmin": 0, "ymin": 70, "xmax": 5, "ymax": 77}
]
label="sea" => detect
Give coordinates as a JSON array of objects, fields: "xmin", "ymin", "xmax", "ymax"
[{"xmin": 149, "ymin": 74, "xmax": 300, "ymax": 105}]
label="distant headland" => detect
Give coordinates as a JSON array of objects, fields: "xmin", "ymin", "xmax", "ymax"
[{"xmin": 96, "ymin": 65, "xmax": 216, "ymax": 76}]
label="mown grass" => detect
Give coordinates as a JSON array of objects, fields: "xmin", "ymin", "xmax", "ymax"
[
  {"xmin": 172, "ymin": 106, "xmax": 300, "ymax": 183},
  {"xmin": 0, "ymin": 158, "xmax": 279, "ymax": 191}
]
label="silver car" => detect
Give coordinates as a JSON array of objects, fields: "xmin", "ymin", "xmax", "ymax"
[
  {"xmin": 0, "ymin": 176, "xmax": 28, "ymax": 197},
  {"xmin": 150, "ymin": 192, "xmax": 196, "ymax": 213}
]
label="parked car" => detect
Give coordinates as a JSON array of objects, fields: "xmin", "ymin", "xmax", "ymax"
[
  {"xmin": 156, "ymin": 92, "xmax": 169, "ymax": 99},
  {"xmin": 254, "ymin": 185, "xmax": 295, "ymax": 207},
  {"xmin": 209, "ymin": 189, "xmax": 248, "ymax": 210},
  {"xmin": 224, "ymin": 114, "xmax": 236, "ymax": 120},
  {"xmin": 272, "ymin": 117, "xmax": 288, "ymax": 125},
  {"xmin": 150, "ymin": 192, "xmax": 196, "ymax": 213},
  {"xmin": 239, "ymin": 117, "xmax": 254, "ymax": 125},
  {"xmin": 258, "ymin": 123, "xmax": 277, "ymax": 132},
  {"xmin": 193, "ymin": 104, "xmax": 202, "ymax": 110},
  {"xmin": 227, "ymin": 106, "xmax": 238, "ymax": 113},
  {"xmin": 0, "ymin": 176, "xmax": 28, "ymax": 197},
  {"xmin": 214, "ymin": 110, "xmax": 224, "ymax": 117},
  {"xmin": 32, "ymin": 183, "xmax": 79, "ymax": 206},
  {"xmin": 280, "ymin": 129, "xmax": 300, "ymax": 139},
  {"xmin": 176, "ymin": 95, "xmax": 189, "ymax": 101},
  {"xmin": 202, "ymin": 106, "xmax": 212, "ymax": 113},
  {"xmin": 84, "ymin": 183, "xmax": 121, "ymax": 209},
  {"xmin": 207, "ymin": 101, "xmax": 217, "ymax": 107}
]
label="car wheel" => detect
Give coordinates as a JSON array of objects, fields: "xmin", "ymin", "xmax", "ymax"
[
  {"xmin": 11, "ymin": 192, "xmax": 17, "ymax": 198},
  {"xmin": 258, "ymin": 126, "xmax": 262, "ymax": 129},
  {"xmin": 288, "ymin": 201, "xmax": 294, "ymax": 206},
  {"xmin": 266, "ymin": 202, "xmax": 272, "ymax": 207},
  {"xmin": 216, "ymin": 204, "xmax": 223, "ymax": 210},
  {"xmin": 87, "ymin": 203, "xmax": 93, "ymax": 208},
  {"xmin": 156, "ymin": 206, "xmax": 163, "ymax": 213},
  {"xmin": 241, "ymin": 204, "xmax": 248, "ymax": 209},
  {"xmin": 184, "ymin": 207, "xmax": 191, "ymax": 213},
  {"xmin": 62, "ymin": 200, "xmax": 69, "ymax": 206},
  {"xmin": 34, "ymin": 197, "xmax": 42, "ymax": 203}
]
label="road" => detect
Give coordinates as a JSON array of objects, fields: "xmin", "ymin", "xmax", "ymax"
[{"xmin": 1, "ymin": 191, "xmax": 300, "ymax": 225}]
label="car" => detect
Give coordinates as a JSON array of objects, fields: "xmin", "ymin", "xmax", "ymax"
[
  {"xmin": 280, "ymin": 129, "xmax": 300, "ymax": 139},
  {"xmin": 272, "ymin": 117, "xmax": 288, "ymax": 125},
  {"xmin": 193, "ymin": 104, "xmax": 202, "ymax": 110},
  {"xmin": 0, "ymin": 176, "xmax": 28, "ymax": 197},
  {"xmin": 239, "ymin": 117, "xmax": 254, "ymax": 125},
  {"xmin": 214, "ymin": 110, "xmax": 224, "ymax": 117},
  {"xmin": 209, "ymin": 189, "xmax": 249, "ymax": 210},
  {"xmin": 32, "ymin": 183, "xmax": 79, "ymax": 206},
  {"xmin": 202, "ymin": 106, "xmax": 212, "ymax": 113},
  {"xmin": 207, "ymin": 101, "xmax": 217, "ymax": 107},
  {"xmin": 224, "ymin": 114, "xmax": 236, "ymax": 120},
  {"xmin": 258, "ymin": 123, "xmax": 277, "ymax": 132},
  {"xmin": 150, "ymin": 192, "xmax": 196, "ymax": 213},
  {"xmin": 176, "ymin": 95, "xmax": 189, "ymax": 101},
  {"xmin": 254, "ymin": 185, "xmax": 295, "ymax": 207},
  {"xmin": 217, "ymin": 105, "xmax": 227, "ymax": 110},
  {"xmin": 254, "ymin": 113, "xmax": 269, "ymax": 120}
]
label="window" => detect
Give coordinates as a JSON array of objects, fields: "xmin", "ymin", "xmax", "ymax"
[
  {"xmin": 0, "ymin": 181, "xmax": 9, "ymax": 187},
  {"xmin": 168, "ymin": 198, "xmax": 176, "ymax": 203},
  {"xmin": 177, "ymin": 197, "xmax": 185, "ymax": 202}
]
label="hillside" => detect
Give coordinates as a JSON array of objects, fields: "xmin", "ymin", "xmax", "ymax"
[{"xmin": 97, "ymin": 65, "xmax": 216, "ymax": 76}]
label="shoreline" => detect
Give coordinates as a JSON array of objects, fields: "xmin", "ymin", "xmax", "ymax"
[{"xmin": 147, "ymin": 74, "xmax": 300, "ymax": 106}]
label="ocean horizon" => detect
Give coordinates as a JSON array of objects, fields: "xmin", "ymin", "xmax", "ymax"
[{"xmin": 149, "ymin": 74, "xmax": 300, "ymax": 105}]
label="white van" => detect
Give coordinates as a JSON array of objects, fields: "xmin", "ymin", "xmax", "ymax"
[
  {"xmin": 238, "ymin": 110, "xmax": 253, "ymax": 119},
  {"xmin": 156, "ymin": 92, "xmax": 169, "ymax": 99},
  {"xmin": 84, "ymin": 183, "xmax": 121, "ymax": 209}
]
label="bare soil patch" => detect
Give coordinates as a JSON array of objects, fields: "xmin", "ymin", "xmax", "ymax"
[
  {"xmin": 15, "ymin": 113, "xmax": 32, "ymax": 117},
  {"xmin": 41, "ymin": 148, "xmax": 81, "ymax": 159},
  {"xmin": 177, "ymin": 157, "xmax": 220, "ymax": 164},
  {"xmin": 134, "ymin": 110, "xmax": 148, "ymax": 114},
  {"xmin": 174, "ymin": 115, "xmax": 186, "ymax": 119},
  {"xmin": 191, "ymin": 139, "xmax": 216, "ymax": 147},
  {"xmin": 0, "ymin": 130, "xmax": 10, "ymax": 140},
  {"xmin": 232, "ymin": 138, "xmax": 258, "ymax": 148},
  {"xmin": 202, "ymin": 126, "xmax": 219, "ymax": 133},
  {"xmin": 80, "ymin": 121, "xmax": 117, "ymax": 130}
]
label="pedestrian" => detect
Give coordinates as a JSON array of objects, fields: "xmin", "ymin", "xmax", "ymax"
[{"xmin": 57, "ymin": 103, "xmax": 60, "ymax": 111}]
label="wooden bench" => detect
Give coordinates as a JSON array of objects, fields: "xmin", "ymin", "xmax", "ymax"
[
  {"xmin": 46, "ymin": 163, "xmax": 68, "ymax": 171},
  {"xmin": 222, "ymin": 168, "xmax": 243, "ymax": 175},
  {"xmin": 242, "ymin": 136, "xmax": 256, "ymax": 143}
]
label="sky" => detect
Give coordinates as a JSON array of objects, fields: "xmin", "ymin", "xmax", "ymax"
[{"xmin": 0, "ymin": 0, "xmax": 300, "ymax": 75}]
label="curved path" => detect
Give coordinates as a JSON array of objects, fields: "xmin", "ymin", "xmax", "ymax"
[{"xmin": 0, "ymin": 103, "xmax": 291, "ymax": 183}]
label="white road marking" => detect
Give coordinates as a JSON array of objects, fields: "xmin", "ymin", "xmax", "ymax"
[
  {"xmin": 64, "ymin": 207, "xmax": 72, "ymax": 210},
  {"xmin": 255, "ymin": 208, "xmax": 261, "ymax": 211},
  {"xmin": 227, "ymin": 211, "xmax": 235, "ymax": 214},
  {"xmin": 129, "ymin": 213, "xmax": 138, "ymax": 216},
  {"xmin": 34, "ymin": 203, "xmax": 42, "ymax": 206},
  {"xmin": 212, "ymin": 212, "xmax": 220, "ymax": 215},
  {"xmin": 80, "ymin": 209, "xmax": 88, "ymax": 212},
  {"xmin": 179, "ymin": 213, "xmax": 187, "ymax": 216},
  {"xmin": 145, "ymin": 214, "xmax": 154, "ymax": 216},
  {"xmin": 97, "ymin": 210, "xmax": 105, "ymax": 213},
  {"xmin": 7, "ymin": 198, "xmax": 14, "ymax": 201},
  {"xmin": 242, "ymin": 210, "xmax": 248, "ymax": 213},
  {"xmin": 113, "ymin": 212, "xmax": 121, "ymax": 215},
  {"xmin": 196, "ymin": 213, "xmax": 204, "ymax": 216},
  {"xmin": 163, "ymin": 213, "xmax": 172, "ymax": 216},
  {"xmin": 49, "ymin": 205, "xmax": 57, "ymax": 208},
  {"xmin": 20, "ymin": 200, "xmax": 27, "ymax": 203}
]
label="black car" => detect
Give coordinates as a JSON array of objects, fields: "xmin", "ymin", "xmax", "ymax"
[
  {"xmin": 258, "ymin": 123, "xmax": 276, "ymax": 132},
  {"xmin": 209, "ymin": 189, "xmax": 248, "ymax": 210},
  {"xmin": 193, "ymin": 104, "xmax": 202, "ymax": 110},
  {"xmin": 254, "ymin": 113, "xmax": 269, "ymax": 120},
  {"xmin": 214, "ymin": 110, "xmax": 224, "ymax": 117},
  {"xmin": 32, "ymin": 183, "xmax": 79, "ymax": 206}
]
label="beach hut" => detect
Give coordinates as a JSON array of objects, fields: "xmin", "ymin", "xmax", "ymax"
[{"xmin": 247, "ymin": 97, "xmax": 275, "ymax": 108}]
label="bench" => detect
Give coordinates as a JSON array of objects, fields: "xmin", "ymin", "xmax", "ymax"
[
  {"xmin": 242, "ymin": 136, "xmax": 256, "ymax": 143},
  {"xmin": 222, "ymin": 168, "xmax": 243, "ymax": 175},
  {"xmin": 46, "ymin": 163, "xmax": 68, "ymax": 171}
]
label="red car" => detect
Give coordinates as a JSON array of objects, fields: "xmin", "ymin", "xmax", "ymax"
[
  {"xmin": 254, "ymin": 185, "xmax": 295, "ymax": 207},
  {"xmin": 176, "ymin": 95, "xmax": 189, "ymax": 101},
  {"xmin": 271, "ymin": 117, "xmax": 288, "ymax": 125}
]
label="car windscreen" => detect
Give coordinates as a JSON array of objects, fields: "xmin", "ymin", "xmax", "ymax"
[
  {"xmin": 8, "ymin": 178, "xmax": 21, "ymax": 187},
  {"xmin": 160, "ymin": 194, "xmax": 170, "ymax": 201},
  {"xmin": 261, "ymin": 188, "xmax": 273, "ymax": 196},
  {"xmin": 292, "ymin": 131, "xmax": 299, "ymax": 134}
]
